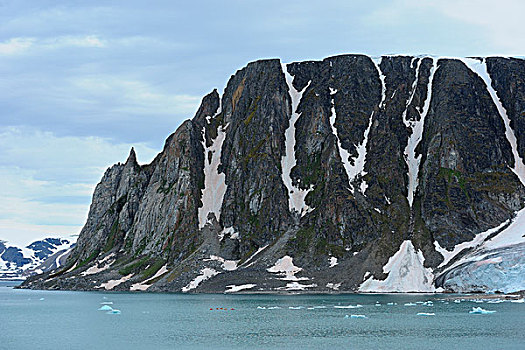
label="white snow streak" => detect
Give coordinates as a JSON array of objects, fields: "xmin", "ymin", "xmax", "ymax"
[
  {"xmin": 219, "ymin": 226, "xmax": 239, "ymax": 241},
  {"xmin": 359, "ymin": 240, "xmax": 435, "ymax": 292},
  {"xmin": 96, "ymin": 273, "xmax": 133, "ymax": 290},
  {"xmin": 329, "ymin": 256, "xmax": 338, "ymax": 268},
  {"xmin": 242, "ymin": 244, "xmax": 269, "ymax": 268},
  {"xmin": 80, "ymin": 253, "xmax": 115, "ymax": 276},
  {"xmin": 434, "ymin": 219, "xmax": 509, "ymax": 268},
  {"xmin": 198, "ymin": 118, "xmax": 228, "ymax": 229},
  {"xmin": 225, "ymin": 284, "xmax": 256, "ymax": 293},
  {"xmin": 181, "ymin": 268, "xmax": 219, "ymax": 292},
  {"xmin": 460, "ymin": 57, "xmax": 525, "ymax": 187},
  {"xmin": 404, "ymin": 57, "xmax": 436, "ymax": 207},
  {"xmin": 204, "ymin": 255, "xmax": 239, "ymax": 271},
  {"xmin": 281, "ymin": 63, "xmax": 314, "ymax": 216},
  {"xmin": 130, "ymin": 265, "xmax": 169, "ymax": 291}
]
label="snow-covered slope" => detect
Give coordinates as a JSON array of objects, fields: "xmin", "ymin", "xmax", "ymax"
[{"xmin": 0, "ymin": 238, "xmax": 75, "ymax": 280}]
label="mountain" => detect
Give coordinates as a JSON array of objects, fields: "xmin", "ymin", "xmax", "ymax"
[
  {"xmin": 22, "ymin": 55, "xmax": 525, "ymax": 293},
  {"xmin": 1, "ymin": 238, "xmax": 75, "ymax": 280}
]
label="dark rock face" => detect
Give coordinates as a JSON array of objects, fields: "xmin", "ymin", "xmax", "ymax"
[{"xmin": 22, "ymin": 55, "xmax": 525, "ymax": 293}]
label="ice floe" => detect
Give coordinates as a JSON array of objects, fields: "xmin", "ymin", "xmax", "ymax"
[
  {"xmin": 334, "ymin": 304, "xmax": 362, "ymax": 309},
  {"xmin": 345, "ymin": 314, "xmax": 367, "ymax": 319},
  {"xmin": 469, "ymin": 307, "xmax": 496, "ymax": 314},
  {"xmin": 98, "ymin": 305, "xmax": 113, "ymax": 311},
  {"xmin": 417, "ymin": 312, "xmax": 435, "ymax": 316}
]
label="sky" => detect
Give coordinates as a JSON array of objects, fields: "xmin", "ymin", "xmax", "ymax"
[{"xmin": 1, "ymin": 0, "xmax": 524, "ymax": 247}]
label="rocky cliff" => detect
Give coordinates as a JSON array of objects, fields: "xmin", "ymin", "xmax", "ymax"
[{"xmin": 23, "ymin": 55, "xmax": 525, "ymax": 293}]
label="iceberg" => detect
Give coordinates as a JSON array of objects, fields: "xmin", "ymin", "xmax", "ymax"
[
  {"xmin": 98, "ymin": 305, "xmax": 113, "ymax": 311},
  {"xmin": 417, "ymin": 312, "xmax": 435, "ymax": 316},
  {"xmin": 334, "ymin": 304, "xmax": 362, "ymax": 309},
  {"xmin": 345, "ymin": 314, "xmax": 367, "ymax": 319},
  {"xmin": 469, "ymin": 307, "xmax": 496, "ymax": 314},
  {"xmin": 106, "ymin": 309, "xmax": 121, "ymax": 315}
]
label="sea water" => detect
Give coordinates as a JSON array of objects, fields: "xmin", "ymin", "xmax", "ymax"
[{"xmin": 1, "ymin": 281, "xmax": 523, "ymax": 350}]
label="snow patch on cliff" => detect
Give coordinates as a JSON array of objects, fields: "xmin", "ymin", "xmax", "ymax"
[
  {"xmin": 181, "ymin": 268, "xmax": 219, "ymax": 292},
  {"xmin": 198, "ymin": 111, "xmax": 228, "ymax": 229},
  {"xmin": 359, "ymin": 240, "xmax": 435, "ymax": 292},
  {"xmin": 267, "ymin": 256, "xmax": 307, "ymax": 281},
  {"xmin": 404, "ymin": 57, "xmax": 436, "ymax": 207},
  {"xmin": 281, "ymin": 63, "xmax": 314, "ymax": 216},
  {"xmin": 81, "ymin": 253, "xmax": 115, "ymax": 276},
  {"xmin": 130, "ymin": 265, "xmax": 169, "ymax": 291},
  {"xmin": 434, "ymin": 219, "xmax": 509, "ymax": 268},
  {"xmin": 97, "ymin": 273, "xmax": 133, "ymax": 290},
  {"xmin": 460, "ymin": 57, "xmax": 525, "ymax": 187}
]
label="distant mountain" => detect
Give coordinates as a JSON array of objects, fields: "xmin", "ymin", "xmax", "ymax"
[
  {"xmin": 0, "ymin": 238, "xmax": 75, "ymax": 280},
  {"xmin": 22, "ymin": 55, "xmax": 525, "ymax": 294}
]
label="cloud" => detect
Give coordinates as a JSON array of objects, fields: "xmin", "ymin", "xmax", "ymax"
[
  {"xmin": 0, "ymin": 35, "xmax": 106, "ymax": 56},
  {"xmin": 0, "ymin": 37, "xmax": 35, "ymax": 55},
  {"xmin": 0, "ymin": 126, "xmax": 161, "ymax": 246}
]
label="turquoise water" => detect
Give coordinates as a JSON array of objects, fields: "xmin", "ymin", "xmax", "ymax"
[{"xmin": 1, "ymin": 282, "xmax": 524, "ymax": 350}]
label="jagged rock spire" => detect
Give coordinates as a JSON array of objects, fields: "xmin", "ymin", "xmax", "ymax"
[{"xmin": 125, "ymin": 147, "xmax": 137, "ymax": 165}]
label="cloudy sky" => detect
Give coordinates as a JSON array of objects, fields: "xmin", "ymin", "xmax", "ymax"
[{"xmin": 1, "ymin": 0, "xmax": 523, "ymax": 246}]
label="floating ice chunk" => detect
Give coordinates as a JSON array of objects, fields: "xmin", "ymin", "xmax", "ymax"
[
  {"xmin": 267, "ymin": 306, "xmax": 281, "ymax": 310},
  {"xmin": 487, "ymin": 299, "xmax": 504, "ymax": 304},
  {"xmin": 288, "ymin": 306, "xmax": 303, "ymax": 310},
  {"xmin": 454, "ymin": 300, "xmax": 461, "ymax": 304},
  {"xmin": 334, "ymin": 304, "xmax": 362, "ymax": 309},
  {"xmin": 345, "ymin": 314, "xmax": 367, "ymax": 319},
  {"xmin": 98, "ymin": 305, "xmax": 113, "ymax": 311},
  {"xmin": 387, "ymin": 302, "xmax": 394, "ymax": 306},
  {"xmin": 511, "ymin": 298, "xmax": 524, "ymax": 303},
  {"xmin": 417, "ymin": 312, "xmax": 435, "ymax": 316},
  {"xmin": 107, "ymin": 309, "xmax": 121, "ymax": 315},
  {"xmin": 469, "ymin": 307, "xmax": 496, "ymax": 314},
  {"xmin": 100, "ymin": 302, "xmax": 113, "ymax": 305},
  {"xmin": 257, "ymin": 306, "xmax": 266, "ymax": 310},
  {"xmin": 224, "ymin": 284, "xmax": 256, "ymax": 293},
  {"xmin": 404, "ymin": 303, "xmax": 416, "ymax": 306}
]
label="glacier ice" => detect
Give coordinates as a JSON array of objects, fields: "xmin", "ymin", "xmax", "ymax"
[{"xmin": 469, "ymin": 307, "xmax": 495, "ymax": 315}]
